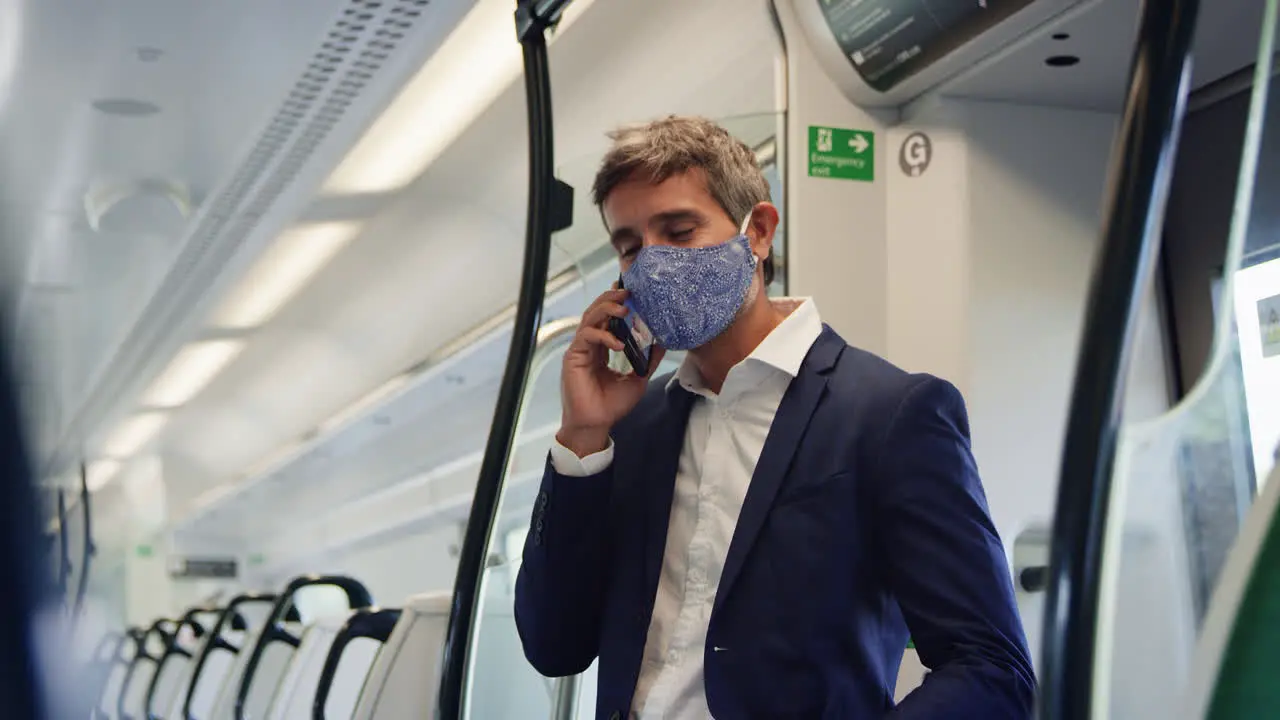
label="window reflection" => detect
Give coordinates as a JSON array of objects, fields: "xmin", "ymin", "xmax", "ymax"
[{"xmin": 1233, "ymin": 253, "xmax": 1280, "ymax": 486}]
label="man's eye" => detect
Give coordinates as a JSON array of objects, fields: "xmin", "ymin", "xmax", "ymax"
[{"xmin": 670, "ymin": 227, "xmax": 695, "ymax": 240}]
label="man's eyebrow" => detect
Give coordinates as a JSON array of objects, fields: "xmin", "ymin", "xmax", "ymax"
[
  {"xmin": 651, "ymin": 209, "xmax": 703, "ymax": 225},
  {"xmin": 609, "ymin": 226, "xmax": 640, "ymax": 248}
]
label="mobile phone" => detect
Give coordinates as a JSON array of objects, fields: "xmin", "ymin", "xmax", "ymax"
[{"xmin": 607, "ymin": 275, "xmax": 653, "ymax": 377}]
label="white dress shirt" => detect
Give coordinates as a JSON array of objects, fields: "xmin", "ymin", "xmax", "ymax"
[{"xmin": 549, "ymin": 298, "xmax": 824, "ymax": 719}]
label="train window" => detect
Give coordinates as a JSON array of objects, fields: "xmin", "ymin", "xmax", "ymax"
[
  {"xmin": 1233, "ymin": 255, "xmax": 1280, "ymax": 486},
  {"xmin": 1099, "ymin": 18, "xmax": 1278, "ymax": 718},
  {"xmin": 467, "ymin": 336, "xmax": 578, "ymax": 720}
]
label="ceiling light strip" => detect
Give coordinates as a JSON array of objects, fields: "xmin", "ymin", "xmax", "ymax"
[
  {"xmin": 102, "ymin": 412, "xmax": 168, "ymax": 458},
  {"xmin": 142, "ymin": 339, "xmax": 246, "ymax": 407},
  {"xmin": 324, "ymin": 0, "xmax": 599, "ymax": 194},
  {"xmin": 212, "ymin": 221, "xmax": 364, "ymax": 329},
  {"xmin": 85, "ymin": 459, "xmax": 123, "ymax": 493}
]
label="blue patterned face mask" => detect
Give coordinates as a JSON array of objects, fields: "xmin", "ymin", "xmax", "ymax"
[{"xmin": 621, "ymin": 215, "xmax": 758, "ymax": 351}]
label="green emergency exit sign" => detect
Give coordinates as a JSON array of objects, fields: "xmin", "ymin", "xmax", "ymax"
[{"xmin": 808, "ymin": 125, "xmax": 875, "ymax": 182}]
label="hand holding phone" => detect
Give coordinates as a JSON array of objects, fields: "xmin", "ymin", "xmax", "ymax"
[
  {"xmin": 556, "ymin": 281, "xmax": 663, "ymax": 458},
  {"xmin": 607, "ymin": 276, "xmax": 653, "ymax": 378}
]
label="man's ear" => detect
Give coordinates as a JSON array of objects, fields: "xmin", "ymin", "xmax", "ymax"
[{"xmin": 747, "ymin": 202, "xmax": 780, "ymax": 261}]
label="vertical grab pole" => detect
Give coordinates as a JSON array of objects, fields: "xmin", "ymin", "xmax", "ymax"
[
  {"xmin": 56, "ymin": 488, "xmax": 70, "ymax": 601},
  {"xmin": 0, "ymin": 325, "xmax": 50, "ymax": 720},
  {"xmin": 435, "ymin": 2, "xmax": 575, "ymax": 719},
  {"xmin": 70, "ymin": 461, "xmax": 95, "ymax": 628},
  {"xmin": 550, "ymin": 675, "xmax": 580, "ymax": 720},
  {"xmin": 1039, "ymin": 1, "xmax": 1200, "ymax": 718}
]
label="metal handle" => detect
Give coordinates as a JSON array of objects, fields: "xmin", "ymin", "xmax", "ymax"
[
  {"xmin": 435, "ymin": 2, "xmax": 577, "ymax": 717},
  {"xmin": 550, "ymin": 675, "xmax": 579, "ymax": 720},
  {"xmin": 181, "ymin": 594, "xmax": 276, "ymax": 720},
  {"xmin": 71, "ymin": 460, "xmax": 96, "ymax": 624},
  {"xmin": 1039, "ymin": 1, "xmax": 1200, "ymax": 717},
  {"xmin": 143, "ymin": 606, "xmax": 217, "ymax": 718},
  {"xmin": 234, "ymin": 575, "xmax": 373, "ymax": 720},
  {"xmin": 312, "ymin": 607, "xmax": 402, "ymax": 719},
  {"xmin": 117, "ymin": 619, "xmax": 177, "ymax": 720}
]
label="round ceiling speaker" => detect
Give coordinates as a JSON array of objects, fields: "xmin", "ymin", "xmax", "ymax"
[{"xmin": 83, "ymin": 177, "xmax": 192, "ymax": 236}]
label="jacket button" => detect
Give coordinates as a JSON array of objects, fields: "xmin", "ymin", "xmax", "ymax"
[
  {"xmin": 537, "ymin": 491, "xmax": 549, "ymax": 509},
  {"xmin": 609, "ymin": 712, "xmax": 621, "ymax": 720}
]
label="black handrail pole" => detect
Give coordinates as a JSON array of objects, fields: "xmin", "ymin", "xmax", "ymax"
[
  {"xmin": 71, "ymin": 460, "xmax": 95, "ymax": 629},
  {"xmin": 56, "ymin": 488, "xmax": 70, "ymax": 600},
  {"xmin": 0, "ymin": 325, "xmax": 48, "ymax": 720},
  {"xmin": 1039, "ymin": 1, "xmax": 1199, "ymax": 718},
  {"xmin": 435, "ymin": 2, "xmax": 573, "ymax": 717}
]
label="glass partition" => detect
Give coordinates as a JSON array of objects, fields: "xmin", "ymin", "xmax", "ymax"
[
  {"xmin": 1101, "ymin": 6, "xmax": 1277, "ymax": 718},
  {"xmin": 463, "ymin": 323, "xmax": 578, "ymax": 720}
]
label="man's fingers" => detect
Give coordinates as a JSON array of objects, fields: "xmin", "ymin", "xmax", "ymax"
[
  {"xmin": 582, "ymin": 299, "xmax": 627, "ymax": 329},
  {"xmin": 573, "ymin": 326, "xmax": 625, "ymax": 353}
]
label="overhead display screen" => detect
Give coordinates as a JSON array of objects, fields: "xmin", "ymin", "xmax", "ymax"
[{"xmin": 817, "ymin": 0, "xmax": 1037, "ymax": 91}]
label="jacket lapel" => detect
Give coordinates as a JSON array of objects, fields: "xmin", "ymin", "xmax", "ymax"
[
  {"xmin": 712, "ymin": 328, "xmax": 844, "ymax": 616},
  {"xmin": 642, "ymin": 384, "xmax": 695, "ymax": 611}
]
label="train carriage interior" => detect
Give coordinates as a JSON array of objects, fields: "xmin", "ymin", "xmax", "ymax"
[{"xmin": 2, "ymin": 0, "xmax": 1279, "ymax": 717}]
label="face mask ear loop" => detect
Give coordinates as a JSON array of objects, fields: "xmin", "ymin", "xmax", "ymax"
[{"xmin": 739, "ymin": 213, "xmax": 760, "ymax": 267}]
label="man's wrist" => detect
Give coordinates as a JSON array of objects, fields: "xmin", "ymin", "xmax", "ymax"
[{"xmin": 556, "ymin": 426, "xmax": 611, "ymax": 458}]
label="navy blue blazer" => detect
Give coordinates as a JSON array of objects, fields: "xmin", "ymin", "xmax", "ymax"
[{"xmin": 515, "ymin": 327, "xmax": 1035, "ymax": 719}]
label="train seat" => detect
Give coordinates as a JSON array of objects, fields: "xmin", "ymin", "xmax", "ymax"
[{"xmin": 349, "ymin": 592, "xmax": 451, "ymax": 720}]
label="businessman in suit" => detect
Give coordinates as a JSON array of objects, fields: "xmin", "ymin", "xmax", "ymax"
[{"xmin": 514, "ymin": 116, "xmax": 1035, "ymax": 719}]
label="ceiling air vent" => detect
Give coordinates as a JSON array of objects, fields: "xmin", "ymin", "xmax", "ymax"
[{"xmin": 45, "ymin": 0, "xmax": 438, "ymax": 478}]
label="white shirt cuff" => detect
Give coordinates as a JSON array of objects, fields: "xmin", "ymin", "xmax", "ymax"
[{"xmin": 549, "ymin": 437, "xmax": 615, "ymax": 477}]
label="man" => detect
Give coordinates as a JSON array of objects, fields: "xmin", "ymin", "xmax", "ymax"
[{"xmin": 514, "ymin": 116, "xmax": 1034, "ymax": 719}]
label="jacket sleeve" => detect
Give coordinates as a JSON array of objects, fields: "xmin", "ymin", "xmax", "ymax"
[
  {"xmin": 513, "ymin": 459, "xmax": 616, "ymax": 677},
  {"xmin": 878, "ymin": 377, "xmax": 1037, "ymax": 719}
]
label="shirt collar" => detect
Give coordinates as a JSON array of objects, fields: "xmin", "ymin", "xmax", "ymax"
[{"xmin": 667, "ymin": 297, "xmax": 823, "ymax": 395}]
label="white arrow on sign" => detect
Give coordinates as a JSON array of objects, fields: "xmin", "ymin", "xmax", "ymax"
[{"xmin": 849, "ymin": 133, "xmax": 870, "ymax": 154}]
